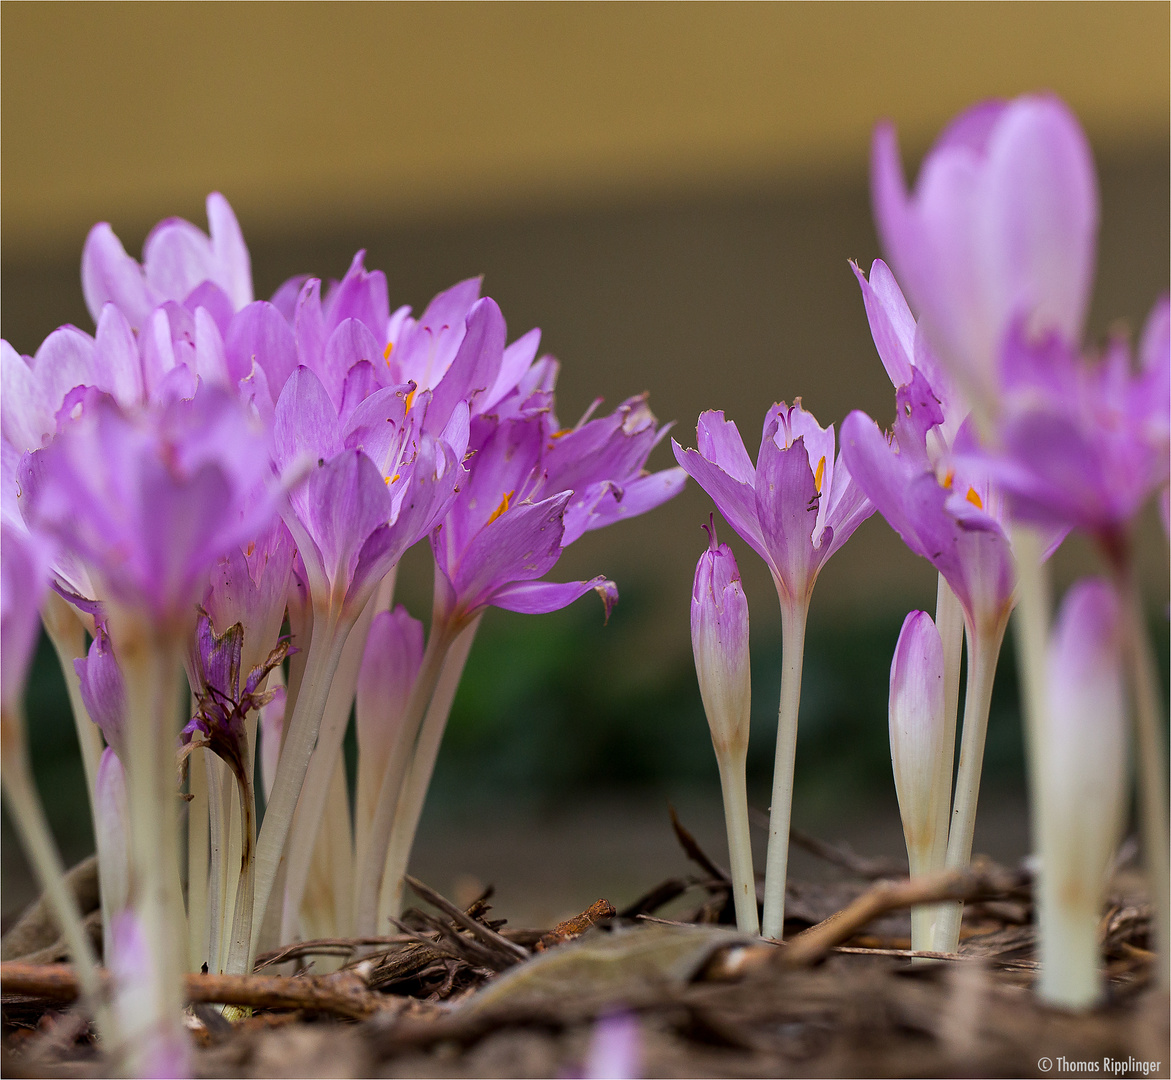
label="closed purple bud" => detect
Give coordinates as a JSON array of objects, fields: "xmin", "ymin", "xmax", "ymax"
[
  {"xmin": 888, "ymin": 610, "xmax": 948, "ymax": 877},
  {"xmin": 691, "ymin": 521, "xmax": 751, "ymax": 757}
]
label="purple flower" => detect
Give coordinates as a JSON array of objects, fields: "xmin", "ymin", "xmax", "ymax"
[
  {"xmin": 840, "ymin": 371, "xmax": 1015, "ymax": 638},
  {"xmin": 82, "ymin": 193, "xmax": 252, "ymax": 332},
  {"xmin": 672, "ymin": 401, "xmax": 872, "ymax": 610},
  {"xmin": 961, "ymin": 301, "xmax": 1170, "ymax": 553},
  {"xmin": 182, "ymin": 612, "xmax": 288, "ymax": 793},
  {"xmin": 429, "ymin": 391, "xmax": 682, "ymax": 628},
  {"xmin": 271, "ymin": 366, "xmax": 465, "ymax": 619},
  {"xmin": 852, "ymin": 259, "xmax": 966, "ymax": 451},
  {"xmin": 583, "ymin": 1011, "xmax": 642, "ymax": 1080},
  {"xmin": 872, "ymin": 95, "xmax": 1098, "ymax": 409},
  {"xmin": 0, "ymin": 521, "xmax": 53, "ymax": 717},
  {"xmin": 20, "ymin": 384, "xmax": 277, "ymax": 630}
]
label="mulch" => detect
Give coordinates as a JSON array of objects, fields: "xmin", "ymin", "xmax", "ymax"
[{"xmin": 2, "ymin": 816, "xmax": 1166, "ymax": 1079}]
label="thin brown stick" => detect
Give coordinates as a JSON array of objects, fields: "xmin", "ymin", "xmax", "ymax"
[
  {"xmin": 254, "ymin": 934, "xmax": 418, "ymax": 970},
  {"xmin": 0, "ymin": 962, "xmax": 397, "ymax": 1021},
  {"xmin": 404, "ymin": 875, "xmax": 529, "ymax": 963},
  {"xmin": 781, "ymin": 859, "xmax": 1024, "ymax": 966}
]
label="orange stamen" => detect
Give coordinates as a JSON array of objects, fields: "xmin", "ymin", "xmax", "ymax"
[
  {"xmin": 403, "ymin": 388, "xmax": 416, "ymax": 413},
  {"xmin": 486, "ymin": 490, "xmax": 514, "ymax": 525},
  {"xmin": 814, "ymin": 456, "xmax": 826, "ymax": 494},
  {"xmin": 965, "ymin": 486, "xmax": 983, "ymax": 509},
  {"xmin": 942, "ymin": 469, "xmax": 955, "ymax": 489},
  {"xmin": 383, "ymin": 341, "xmax": 394, "ymax": 361}
]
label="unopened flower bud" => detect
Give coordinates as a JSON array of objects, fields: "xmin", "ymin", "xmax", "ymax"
[{"xmin": 691, "ymin": 521, "xmax": 751, "ymax": 758}]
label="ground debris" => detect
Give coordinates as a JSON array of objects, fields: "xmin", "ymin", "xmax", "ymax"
[{"xmin": 2, "ymin": 834, "xmax": 1166, "ymax": 1079}]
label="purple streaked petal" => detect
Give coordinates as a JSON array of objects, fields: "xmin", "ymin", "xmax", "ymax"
[
  {"xmin": 93, "ymin": 304, "xmax": 145, "ymax": 407},
  {"xmin": 694, "ymin": 411, "xmax": 756, "ymax": 486},
  {"xmin": 206, "ymin": 192, "xmax": 253, "ymax": 310},
  {"xmin": 755, "ymin": 428, "xmax": 819, "ymax": 600},
  {"xmin": 573, "ymin": 467, "xmax": 688, "ymax": 536},
  {"xmin": 81, "ymin": 223, "xmax": 160, "ymax": 329},
  {"xmin": 142, "ymin": 217, "xmax": 216, "ymax": 306},
  {"xmin": 273, "ymin": 366, "xmax": 343, "ymax": 473},
  {"xmin": 482, "ymin": 326, "xmax": 541, "ymax": 412},
  {"xmin": 1, "ymin": 521, "xmax": 52, "ymax": 712},
  {"xmin": 226, "ymin": 301, "xmax": 298, "ymax": 393},
  {"xmin": 490, "ymin": 575, "xmax": 618, "ymax": 620},
  {"xmin": 672, "ymin": 441, "xmax": 769, "ymax": 565},
  {"xmin": 853, "ymin": 259, "xmax": 916, "ymax": 389},
  {"xmin": 183, "ymin": 281, "xmax": 235, "ymax": 338},
  {"xmin": 446, "ymin": 492, "xmax": 569, "ymax": 611},
  {"xmin": 428, "ymin": 296, "xmax": 506, "ymax": 430}
]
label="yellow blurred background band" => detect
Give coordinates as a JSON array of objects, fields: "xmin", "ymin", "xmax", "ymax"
[{"xmin": 3, "ymin": 1, "xmax": 1168, "ymax": 253}]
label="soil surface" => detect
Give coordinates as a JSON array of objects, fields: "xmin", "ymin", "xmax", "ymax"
[{"xmin": 2, "ymin": 814, "xmax": 1166, "ymax": 1079}]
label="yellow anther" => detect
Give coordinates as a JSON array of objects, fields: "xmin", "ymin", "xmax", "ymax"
[
  {"xmin": 385, "ymin": 473, "xmax": 401, "ymax": 485},
  {"xmin": 486, "ymin": 490, "xmax": 514, "ymax": 525},
  {"xmin": 942, "ymin": 469, "xmax": 955, "ymax": 489},
  {"xmin": 404, "ymin": 388, "xmax": 416, "ymax": 413},
  {"xmin": 814, "ymin": 456, "xmax": 826, "ymax": 494},
  {"xmin": 383, "ymin": 340, "xmax": 394, "ymax": 361},
  {"xmin": 550, "ymin": 428, "xmax": 571, "ymax": 440},
  {"xmin": 966, "ymin": 486, "xmax": 983, "ymax": 510}
]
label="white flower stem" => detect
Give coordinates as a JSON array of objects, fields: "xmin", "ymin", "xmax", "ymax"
[
  {"xmin": 1, "ymin": 706, "xmax": 103, "ymax": 1003},
  {"xmin": 246, "ymin": 608, "xmax": 350, "ymax": 969},
  {"xmin": 223, "ymin": 763, "xmax": 258, "ymax": 980},
  {"xmin": 352, "ymin": 621, "xmax": 456, "ymax": 936},
  {"xmin": 1115, "ymin": 564, "xmax": 1170, "ymax": 992},
  {"xmin": 278, "ymin": 592, "xmax": 380, "ymax": 944},
  {"xmin": 377, "ymin": 615, "xmax": 481, "ymax": 924},
  {"xmin": 41, "ymin": 592, "xmax": 103, "ymax": 802},
  {"xmin": 116, "ymin": 621, "xmax": 188, "ymax": 1064},
  {"xmin": 761, "ymin": 599, "xmax": 808, "ymax": 941},
  {"xmin": 715, "ymin": 748, "xmax": 760, "ymax": 934},
  {"xmin": 917, "ymin": 575, "xmax": 964, "ymax": 954},
  {"xmin": 205, "ymin": 755, "xmax": 229, "ymax": 972},
  {"xmin": 186, "ymin": 747, "xmax": 209, "ymax": 972},
  {"xmin": 934, "ymin": 617, "xmax": 1006, "ymax": 953}
]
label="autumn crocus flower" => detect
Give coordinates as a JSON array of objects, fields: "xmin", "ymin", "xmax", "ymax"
[
  {"xmin": 841, "ymin": 372, "xmax": 1014, "ymax": 951},
  {"xmin": 82, "ymin": 192, "xmax": 253, "ymax": 333},
  {"xmin": 358, "ymin": 395, "xmax": 683, "ymax": 933},
  {"xmin": 673, "ymin": 402, "xmax": 873, "ymax": 938},
  {"xmin": 965, "ymin": 301, "xmax": 1170, "ymax": 555},
  {"xmin": 691, "ymin": 521, "xmax": 758, "ymax": 934},
  {"xmin": 19, "ymin": 384, "xmax": 278, "ymax": 1055},
  {"xmin": 871, "ymin": 95, "xmax": 1098, "ymax": 419}
]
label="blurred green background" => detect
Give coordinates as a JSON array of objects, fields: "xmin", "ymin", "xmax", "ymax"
[{"xmin": 3, "ymin": 2, "xmax": 1168, "ymax": 923}]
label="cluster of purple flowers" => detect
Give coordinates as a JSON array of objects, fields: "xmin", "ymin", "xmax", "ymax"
[
  {"xmin": 1, "ymin": 90, "xmax": 1166, "ymax": 1073},
  {"xmin": 1, "ymin": 198, "xmax": 684, "ymax": 1073},
  {"xmin": 682, "ymin": 93, "xmax": 1167, "ymax": 1004}
]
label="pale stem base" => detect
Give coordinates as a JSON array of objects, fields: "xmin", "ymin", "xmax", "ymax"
[
  {"xmin": 761, "ymin": 599, "xmax": 808, "ymax": 941},
  {"xmin": 377, "ymin": 615, "xmax": 481, "ymax": 924},
  {"xmin": 934, "ymin": 617, "xmax": 1006, "ymax": 954},
  {"xmin": 716, "ymin": 748, "xmax": 759, "ymax": 935}
]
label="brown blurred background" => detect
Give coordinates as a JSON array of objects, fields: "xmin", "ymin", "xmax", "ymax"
[{"xmin": 3, "ymin": 3, "xmax": 1168, "ymax": 924}]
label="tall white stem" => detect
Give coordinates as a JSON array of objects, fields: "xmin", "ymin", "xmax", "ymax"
[
  {"xmin": 934, "ymin": 618, "xmax": 1006, "ymax": 953},
  {"xmin": 353, "ymin": 623, "xmax": 455, "ymax": 936},
  {"xmin": 761, "ymin": 600, "xmax": 808, "ymax": 941},
  {"xmin": 186, "ymin": 748, "xmax": 209, "ymax": 972},
  {"xmin": 246, "ymin": 609, "xmax": 350, "ymax": 968},
  {"xmin": 41, "ymin": 592, "xmax": 103, "ymax": 801},
  {"xmin": 115, "ymin": 621, "xmax": 188, "ymax": 1071},
  {"xmin": 1115, "ymin": 565, "xmax": 1170, "ymax": 991},
  {"xmin": 715, "ymin": 748, "xmax": 759, "ymax": 934},
  {"xmin": 278, "ymin": 592, "xmax": 380, "ymax": 943},
  {"xmin": 1, "ymin": 707, "xmax": 103, "ymax": 1003},
  {"xmin": 377, "ymin": 616, "xmax": 480, "ymax": 923}
]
